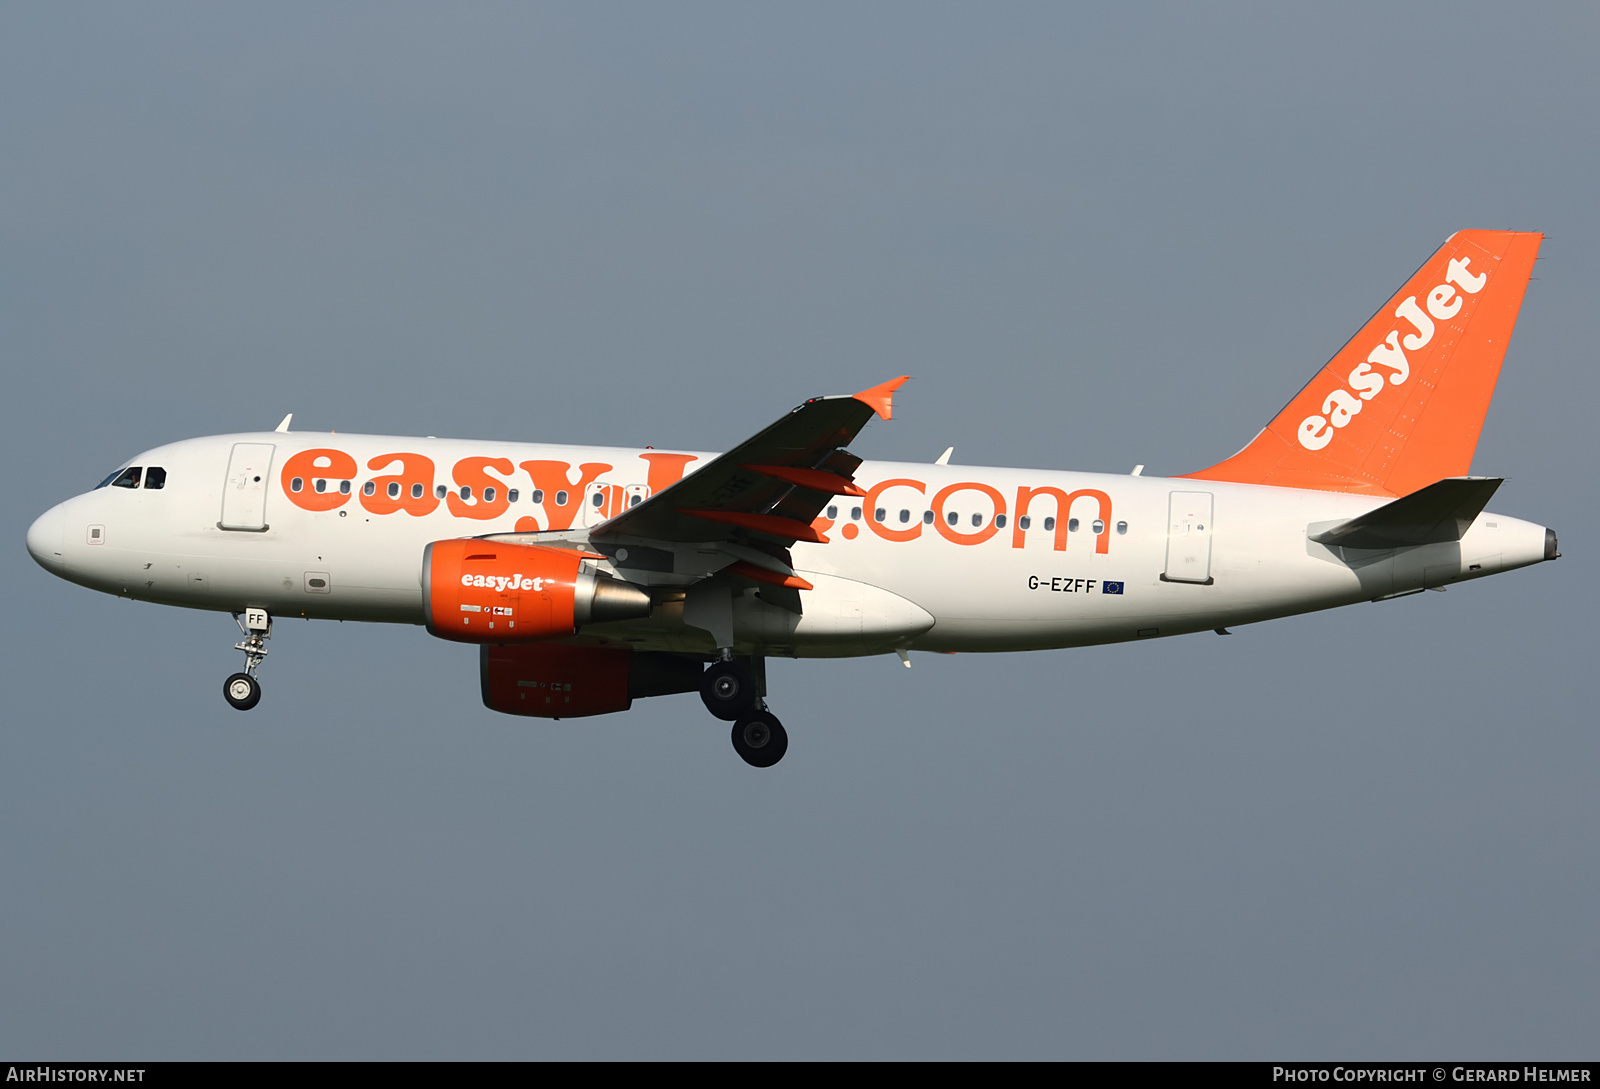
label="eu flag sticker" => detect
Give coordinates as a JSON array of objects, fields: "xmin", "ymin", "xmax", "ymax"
[{"xmin": 1102, "ymin": 581, "xmax": 1124, "ymax": 595}]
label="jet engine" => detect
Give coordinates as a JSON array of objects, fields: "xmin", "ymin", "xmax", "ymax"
[
  {"xmin": 480, "ymin": 643, "xmax": 703, "ymax": 718},
  {"xmin": 422, "ymin": 539, "xmax": 653, "ymax": 642}
]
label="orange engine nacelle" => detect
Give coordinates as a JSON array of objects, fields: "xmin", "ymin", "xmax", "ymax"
[
  {"xmin": 422, "ymin": 539, "xmax": 653, "ymax": 643},
  {"xmin": 480, "ymin": 643, "xmax": 703, "ymax": 719}
]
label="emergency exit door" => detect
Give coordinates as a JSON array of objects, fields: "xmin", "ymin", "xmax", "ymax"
[
  {"xmin": 582, "ymin": 483, "xmax": 649, "ymax": 527},
  {"xmin": 220, "ymin": 443, "xmax": 275, "ymax": 531},
  {"xmin": 1163, "ymin": 491, "xmax": 1214, "ymax": 584}
]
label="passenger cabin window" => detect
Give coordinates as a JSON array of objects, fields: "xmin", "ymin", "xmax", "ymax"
[
  {"xmin": 1068, "ymin": 518, "xmax": 1080, "ymax": 532},
  {"xmin": 826, "ymin": 505, "xmax": 837, "ymax": 519},
  {"xmin": 923, "ymin": 510, "xmax": 934, "ymax": 524},
  {"xmin": 850, "ymin": 507, "xmax": 862, "ymax": 521},
  {"xmin": 387, "ymin": 482, "xmax": 400, "ymax": 499},
  {"xmin": 483, "ymin": 487, "xmax": 496, "ymax": 503},
  {"xmin": 461, "ymin": 486, "xmax": 473, "ymax": 500},
  {"xmin": 436, "ymin": 485, "xmax": 447, "ymax": 499},
  {"xmin": 532, "ymin": 489, "xmax": 545, "ymax": 504},
  {"xmin": 995, "ymin": 514, "xmax": 1007, "ymax": 528},
  {"xmin": 1019, "ymin": 516, "xmax": 1031, "ymax": 530},
  {"xmin": 1092, "ymin": 519, "xmax": 1104, "ymax": 534},
  {"xmin": 112, "ymin": 467, "xmax": 142, "ymax": 489},
  {"xmin": 338, "ymin": 480, "xmax": 350, "ymax": 495},
  {"xmin": 411, "ymin": 483, "xmax": 424, "ymax": 499},
  {"xmin": 1043, "ymin": 517, "xmax": 1055, "ymax": 531},
  {"xmin": 946, "ymin": 511, "xmax": 958, "ymax": 526},
  {"xmin": 144, "ymin": 467, "xmax": 167, "ymax": 490},
  {"xmin": 314, "ymin": 478, "xmax": 327, "ymax": 493},
  {"xmin": 289, "ymin": 477, "xmax": 303, "ymax": 492},
  {"xmin": 1116, "ymin": 521, "xmax": 1128, "ymax": 535},
  {"xmin": 971, "ymin": 513, "xmax": 983, "ymax": 527},
  {"xmin": 874, "ymin": 508, "xmax": 885, "ymax": 522},
  {"xmin": 555, "ymin": 490, "xmax": 568, "ymax": 506},
  {"xmin": 899, "ymin": 509, "xmax": 910, "ymax": 523},
  {"xmin": 363, "ymin": 481, "xmax": 376, "ymax": 496},
  {"xmin": 508, "ymin": 489, "xmax": 520, "ymax": 504}
]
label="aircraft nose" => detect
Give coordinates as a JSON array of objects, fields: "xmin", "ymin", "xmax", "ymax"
[{"xmin": 26, "ymin": 503, "xmax": 67, "ymax": 569}]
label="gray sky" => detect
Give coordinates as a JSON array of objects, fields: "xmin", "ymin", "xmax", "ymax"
[{"xmin": 2, "ymin": 3, "xmax": 1595, "ymax": 1059}]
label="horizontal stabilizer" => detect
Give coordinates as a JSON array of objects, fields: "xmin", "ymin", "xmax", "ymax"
[{"xmin": 1310, "ymin": 477, "xmax": 1502, "ymax": 549}]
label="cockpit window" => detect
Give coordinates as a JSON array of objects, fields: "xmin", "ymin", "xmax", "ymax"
[
  {"xmin": 110, "ymin": 467, "xmax": 142, "ymax": 489},
  {"xmin": 95, "ymin": 469, "xmax": 125, "ymax": 489},
  {"xmin": 144, "ymin": 467, "xmax": 167, "ymax": 490}
]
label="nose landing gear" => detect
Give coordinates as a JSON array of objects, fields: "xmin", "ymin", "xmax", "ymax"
[
  {"xmin": 225, "ymin": 608, "xmax": 271, "ymax": 711},
  {"xmin": 224, "ymin": 672, "xmax": 261, "ymax": 710}
]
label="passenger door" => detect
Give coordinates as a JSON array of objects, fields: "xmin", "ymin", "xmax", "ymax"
[
  {"xmin": 1163, "ymin": 491, "xmax": 1214, "ymax": 584},
  {"xmin": 220, "ymin": 443, "xmax": 275, "ymax": 531}
]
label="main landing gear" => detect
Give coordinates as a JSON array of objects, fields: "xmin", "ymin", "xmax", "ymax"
[
  {"xmin": 700, "ymin": 656, "xmax": 789, "ymax": 768},
  {"xmin": 731, "ymin": 711, "xmax": 787, "ymax": 769},
  {"xmin": 224, "ymin": 608, "xmax": 271, "ymax": 711}
]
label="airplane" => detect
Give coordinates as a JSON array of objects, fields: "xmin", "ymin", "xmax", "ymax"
[{"xmin": 25, "ymin": 229, "xmax": 1558, "ymax": 767}]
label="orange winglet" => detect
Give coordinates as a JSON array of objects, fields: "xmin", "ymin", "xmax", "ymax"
[
  {"xmin": 724, "ymin": 561, "xmax": 814, "ymax": 591},
  {"xmin": 677, "ymin": 509, "xmax": 825, "ymax": 544},
  {"xmin": 742, "ymin": 464, "xmax": 867, "ymax": 497},
  {"xmin": 855, "ymin": 375, "xmax": 911, "ymax": 421}
]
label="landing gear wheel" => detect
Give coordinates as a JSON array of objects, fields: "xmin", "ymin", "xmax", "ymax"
[
  {"xmin": 732, "ymin": 712, "xmax": 788, "ymax": 768},
  {"xmin": 700, "ymin": 660, "xmax": 757, "ymax": 721},
  {"xmin": 224, "ymin": 672, "xmax": 261, "ymax": 711}
]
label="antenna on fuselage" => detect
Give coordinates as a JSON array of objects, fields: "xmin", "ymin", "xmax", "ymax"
[
  {"xmin": 275, "ymin": 413, "xmax": 293, "ymax": 433},
  {"xmin": 935, "ymin": 447, "xmax": 953, "ymax": 466}
]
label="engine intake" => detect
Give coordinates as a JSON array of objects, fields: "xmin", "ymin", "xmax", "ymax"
[{"xmin": 423, "ymin": 539, "xmax": 652, "ymax": 642}]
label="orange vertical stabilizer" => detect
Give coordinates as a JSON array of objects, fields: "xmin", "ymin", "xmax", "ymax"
[{"xmin": 1183, "ymin": 230, "xmax": 1542, "ymax": 497}]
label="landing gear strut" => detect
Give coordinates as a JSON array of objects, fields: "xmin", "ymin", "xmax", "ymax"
[{"xmin": 225, "ymin": 608, "xmax": 271, "ymax": 711}]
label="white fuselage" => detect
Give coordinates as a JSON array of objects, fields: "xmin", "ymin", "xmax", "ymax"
[{"xmin": 26, "ymin": 432, "xmax": 1552, "ymax": 658}]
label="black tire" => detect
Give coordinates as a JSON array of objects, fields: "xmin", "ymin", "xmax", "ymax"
[
  {"xmin": 224, "ymin": 672, "xmax": 261, "ymax": 711},
  {"xmin": 699, "ymin": 660, "xmax": 757, "ymax": 721},
  {"xmin": 731, "ymin": 712, "xmax": 788, "ymax": 768}
]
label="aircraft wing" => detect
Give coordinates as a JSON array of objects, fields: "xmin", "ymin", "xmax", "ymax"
[{"xmin": 591, "ymin": 376, "xmax": 909, "ymax": 546}]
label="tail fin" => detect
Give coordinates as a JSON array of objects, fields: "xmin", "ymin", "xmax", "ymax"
[{"xmin": 1183, "ymin": 230, "xmax": 1542, "ymax": 496}]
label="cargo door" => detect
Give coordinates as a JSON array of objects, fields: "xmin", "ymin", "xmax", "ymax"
[
  {"xmin": 220, "ymin": 443, "xmax": 275, "ymax": 531},
  {"xmin": 1163, "ymin": 491, "xmax": 1214, "ymax": 584}
]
